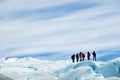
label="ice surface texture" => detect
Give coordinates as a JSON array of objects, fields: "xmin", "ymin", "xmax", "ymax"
[{"xmin": 0, "ymin": 57, "xmax": 120, "ymax": 80}]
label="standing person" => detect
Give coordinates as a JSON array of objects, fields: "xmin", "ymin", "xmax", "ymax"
[
  {"xmin": 71, "ymin": 54, "xmax": 75, "ymax": 63},
  {"xmin": 92, "ymin": 51, "xmax": 96, "ymax": 61},
  {"xmin": 79, "ymin": 52, "xmax": 83, "ymax": 61},
  {"xmin": 82, "ymin": 53, "xmax": 85, "ymax": 61},
  {"xmin": 87, "ymin": 51, "xmax": 91, "ymax": 60},
  {"xmin": 76, "ymin": 53, "xmax": 79, "ymax": 62}
]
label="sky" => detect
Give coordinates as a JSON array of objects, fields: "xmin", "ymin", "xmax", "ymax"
[{"xmin": 0, "ymin": 0, "xmax": 120, "ymax": 61}]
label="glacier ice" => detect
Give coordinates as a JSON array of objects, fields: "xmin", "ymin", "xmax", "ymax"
[{"xmin": 0, "ymin": 57, "xmax": 120, "ymax": 80}]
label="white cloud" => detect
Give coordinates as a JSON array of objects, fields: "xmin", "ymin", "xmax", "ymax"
[{"xmin": 0, "ymin": 0, "xmax": 120, "ymax": 60}]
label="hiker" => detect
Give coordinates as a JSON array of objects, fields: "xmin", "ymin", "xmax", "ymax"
[
  {"xmin": 92, "ymin": 51, "xmax": 96, "ymax": 61},
  {"xmin": 87, "ymin": 51, "xmax": 91, "ymax": 60},
  {"xmin": 76, "ymin": 53, "xmax": 79, "ymax": 62},
  {"xmin": 82, "ymin": 53, "xmax": 85, "ymax": 61},
  {"xmin": 71, "ymin": 54, "xmax": 75, "ymax": 63},
  {"xmin": 79, "ymin": 52, "xmax": 83, "ymax": 61}
]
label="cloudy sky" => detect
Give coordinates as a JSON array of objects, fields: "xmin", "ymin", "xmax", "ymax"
[{"xmin": 0, "ymin": 0, "xmax": 120, "ymax": 61}]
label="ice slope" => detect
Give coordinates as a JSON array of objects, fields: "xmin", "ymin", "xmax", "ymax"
[
  {"xmin": 0, "ymin": 74, "xmax": 13, "ymax": 80},
  {"xmin": 56, "ymin": 59, "xmax": 120, "ymax": 80},
  {"xmin": 0, "ymin": 57, "xmax": 70, "ymax": 80},
  {"xmin": 0, "ymin": 57, "xmax": 120, "ymax": 80}
]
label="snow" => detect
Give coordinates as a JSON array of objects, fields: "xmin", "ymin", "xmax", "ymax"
[{"xmin": 0, "ymin": 57, "xmax": 120, "ymax": 80}]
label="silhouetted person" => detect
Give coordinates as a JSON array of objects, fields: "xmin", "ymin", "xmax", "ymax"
[
  {"xmin": 82, "ymin": 53, "xmax": 85, "ymax": 61},
  {"xmin": 71, "ymin": 54, "xmax": 75, "ymax": 63},
  {"xmin": 92, "ymin": 51, "xmax": 96, "ymax": 61},
  {"xmin": 87, "ymin": 51, "xmax": 91, "ymax": 60},
  {"xmin": 79, "ymin": 52, "xmax": 83, "ymax": 61},
  {"xmin": 76, "ymin": 53, "xmax": 79, "ymax": 62}
]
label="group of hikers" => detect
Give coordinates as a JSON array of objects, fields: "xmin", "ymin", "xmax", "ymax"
[{"xmin": 71, "ymin": 51, "xmax": 96, "ymax": 63}]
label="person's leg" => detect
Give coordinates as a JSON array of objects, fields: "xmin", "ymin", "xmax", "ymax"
[
  {"xmin": 88, "ymin": 57, "xmax": 89, "ymax": 60},
  {"xmin": 77, "ymin": 58, "xmax": 78, "ymax": 62},
  {"xmin": 80, "ymin": 57, "xmax": 82, "ymax": 61},
  {"xmin": 95, "ymin": 57, "xmax": 96, "ymax": 61}
]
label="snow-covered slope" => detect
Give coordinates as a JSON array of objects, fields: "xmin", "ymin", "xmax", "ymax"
[{"xmin": 0, "ymin": 57, "xmax": 120, "ymax": 80}]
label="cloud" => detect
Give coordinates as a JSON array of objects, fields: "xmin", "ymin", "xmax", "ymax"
[
  {"xmin": 0, "ymin": 0, "xmax": 100, "ymax": 21},
  {"xmin": 0, "ymin": 0, "xmax": 120, "ymax": 61}
]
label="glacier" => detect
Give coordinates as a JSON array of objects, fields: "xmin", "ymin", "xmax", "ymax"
[{"xmin": 0, "ymin": 57, "xmax": 120, "ymax": 80}]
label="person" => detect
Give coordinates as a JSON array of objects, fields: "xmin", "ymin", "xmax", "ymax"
[
  {"xmin": 79, "ymin": 52, "xmax": 83, "ymax": 61},
  {"xmin": 82, "ymin": 53, "xmax": 85, "ymax": 61},
  {"xmin": 76, "ymin": 53, "xmax": 79, "ymax": 62},
  {"xmin": 87, "ymin": 51, "xmax": 91, "ymax": 60},
  {"xmin": 92, "ymin": 51, "xmax": 96, "ymax": 61},
  {"xmin": 71, "ymin": 54, "xmax": 75, "ymax": 63}
]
